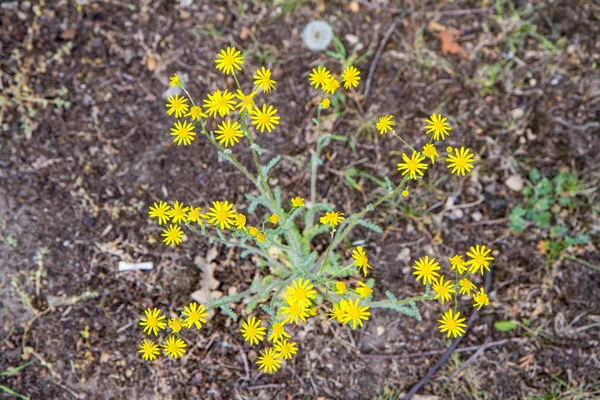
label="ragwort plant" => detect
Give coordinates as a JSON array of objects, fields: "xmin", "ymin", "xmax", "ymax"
[{"xmin": 137, "ymin": 46, "xmax": 494, "ymax": 373}]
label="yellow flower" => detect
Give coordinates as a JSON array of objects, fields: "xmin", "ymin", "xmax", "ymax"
[
  {"xmin": 401, "ymin": 189, "xmax": 409, "ymax": 197},
  {"xmin": 438, "ymin": 309, "xmax": 466, "ymax": 338},
  {"xmin": 458, "ymin": 278, "xmax": 476, "ymax": 295},
  {"xmin": 215, "ymin": 119, "xmax": 243, "ymax": 147},
  {"xmin": 281, "ymin": 300, "xmax": 310, "ymax": 325},
  {"xmin": 181, "ymin": 302, "xmax": 208, "ymax": 329},
  {"xmin": 185, "ymin": 105, "xmax": 207, "ymax": 121},
  {"xmin": 397, "ymin": 151, "xmax": 428, "ymax": 180},
  {"xmin": 268, "ymin": 214, "xmax": 280, "ymax": 225},
  {"xmin": 352, "ymin": 246, "xmax": 372, "ymax": 276},
  {"xmin": 268, "ymin": 322, "xmax": 290, "ymax": 342},
  {"xmin": 473, "ymin": 287, "xmax": 489, "ymax": 310},
  {"xmin": 466, "ymin": 245, "xmax": 494, "ymax": 275},
  {"xmin": 167, "ymin": 201, "xmax": 188, "ymax": 224},
  {"xmin": 206, "ymin": 200, "xmax": 237, "ymax": 230},
  {"xmin": 291, "ymin": 196, "xmax": 305, "ymax": 207},
  {"xmin": 169, "ymin": 73, "xmax": 181, "ymax": 87},
  {"xmin": 320, "ymin": 211, "xmax": 345, "ymax": 227},
  {"xmin": 163, "ymin": 336, "xmax": 186, "ymax": 359},
  {"xmin": 327, "ymin": 301, "xmax": 347, "ymax": 323},
  {"xmin": 284, "ymin": 278, "xmax": 317, "ymax": 307},
  {"xmin": 309, "ymin": 66, "xmax": 332, "ymax": 89},
  {"xmin": 138, "ymin": 339, "xmax": 160, "ymax": 361},
  {"xmin": 235, "ymin": 214, "xmax": 247, "ymax": 230},
  {"xmin": 161, "ymin": 225, "xmax": 184, "ymax": 247},
  {"xmin": 319, "ymin": 98, "xmax": 331, "ymax": 108},
  {"xmin": 341, "ymin": 66, "xmax": 361, "ymax": 89},
  {"xmin": 355, "ymin": 281, "xmax": 373, "ymax": 299},
  {"xmin": 139, "ymin": 308, "xmax": 166, "ymax": 336},
  {"xmin": 323, "ymin": 76, "xmax": 340, "ymax": 94},
  {"xmin": 256, "ymin": 348, "xmax": 281, "ymax": 374},
  {"xmin": 341, "ymin": 298, "xmax": 370, "ymax": 329},
  {"xmin": 248, "ymin": 226, "xmax": 259, "ymax": 236},
  {"xmin": 168, "ymin": 318, "xmax": 183, "ymax": 333},
  {"xmin": 412, "ymin": 255, "xmax": 441, "ymax": 285},
  {"xmin": 424, "ymin": 113, "xmax": 451, "ymax": 141},
  {"xmin": 240, "ymin": 316, "xmax": 266, "ymax": 345},
  {"xmin": 446, "ymin": 147, "xmax": 475, "ymax": 176},
  {"xmin": 235, "ymin": 90, "xmax": 256, "ymax": 115},
  {"xmin": 166, "ymin": 94, "xmax": 189, "ymax": 118},
  {"xmin": 170, "ymin": 120, "xmax": 196, "ymax": 146},
  {"xmin": 215, "ymin": 46, "xmax": 244, "ymax": 75},
  {"xmin": 422, "ymin": 143, "xmax": 439, "ymax": 164},
  {"xmin": 432, "ymin": 276, "xmax": 456, "ymax": 304},
  {"xmin": 203, "ymin": 89, "xmax": 236, "ymax": 118},
  {"xmin": 448, "ymin": 255, "xmax": 467, "ymax": 274},
  {"xmin": 251, "ymin": 104, "xmax": 280, "ymax": 133},
  {"xmin": 253, "ymin": 66, "xmax": 276, "ymax": 93},
  {"xmin": 256, "ymin": 232, "xmax": 266, "ymax": 243},
  {"xmin": 274, "ymin": 339, "xmax": 298, "ymax": 360},
  {"xmin": 375, "ymin": 115, "xmax": 394, "ymax": 135},
  {"xmin": 149, "ymin": 201, "xmax": 170, "ymax": 225},
  {"xmin": 446, "ymin": 146, "xmax": 453, "ymax": 153},
  {"xmin": 334, "ymin": 281, "xmax": 346, "ymax": 295},
  {"xmin": 186, "ymin": 206, "xmax": 206, "ymax": 226},
  {"xmin": 309, "ymin": 307, "xmax": 317, "ymax": 316}
]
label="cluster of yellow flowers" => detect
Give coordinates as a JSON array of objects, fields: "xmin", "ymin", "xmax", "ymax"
[
  {"xmin": 375, "ymin": 113, "xmax": 476, "ymax": 198},
  {"xmin": 240, "ymin": 246, "xmax": 375, "ymax": 374},
  {"xmin": 308, "ymin": 64, "xmax": 361, "ymax": 108},
  {"xmin": 165, "ymin": 46, "xmax": 281, "ymax": 149},
  {"xmin": 148, "ymin": 196, "xmax": 352, "ymax": 248},
  {"xmin": 140, "ymin": 43, "xmax": 490, "ymax": 375},
  {"xmin": 138, "ymin": 302, "xmax": 208, "ymax": 361},
  {"xmin": 412, "ymin": 244, "xmax": 494, "ymax": 338}
]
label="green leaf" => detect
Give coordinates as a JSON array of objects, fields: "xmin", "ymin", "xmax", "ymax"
[
  {"xmin": 510, "ymin": 205, "xmax": 526, "ymax": 218},
  {"xmin": 494, "ymin": 320, "xmax": 517, "ymax": 332},
  {"xmin": 0, "ymin": 361, "xmax": 33, "ymax": 377},
  {"xmin": 528, "ymin": 168, "xmax": 541, "ymax": 183},
  {"xmin": 550, "ymin": 224, "xmax": 568, "ymax": 238},
  {"xmin": 575, "ymin": 234, "xmax": 590, "ymax": 245},
  {"xmin": 219, "ymin": 305, "xmax": 238, "ymax": 319},
  {"xmin": 533, "ymin": 211, "xmax": 551, "ymax": 228},
  {"xmin": 250, "ymin": 143, "xmax": 262, "ymax": 155},
  {"xmin": 356, "ymin": 219, "xmax": 383, "ymax": 233},
  {"xmin": 262, "ymin": 155, "xmax": 281, "ymax": 177}
]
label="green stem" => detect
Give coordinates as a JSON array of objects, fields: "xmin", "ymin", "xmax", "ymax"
[
  {"xmin": 370, "ymin": 293, "xmax": 434, "ymax": 308},
  {"xmin": 391, "ymin": 130, "xmax": 417, "ymax": 153},
  {"xmin": 307, "ymin": 97, "xmax": 324, "ymax": 230},
  {"xmin": 317, "ymin": 229, "xmax": 336, "ymax": 275},
  {"xmin": 328, "ymin": 263, "xmax": 355, "ymax": 279},
  {"xmin": 563, "ymin": 254, "xmax": 600, "ymax": 272},
  {"xmin": 332, "ymin": 178, "xmax": 407, "ymax": 251}
]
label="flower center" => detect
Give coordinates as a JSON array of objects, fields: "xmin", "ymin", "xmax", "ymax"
[
  {"xmin": 259, "ymin": 114, "xmax": 270, "ymax": 124},
  {"xmin": 216, "ymin": 210, "xmax": 228, "ymax": 221},
  {"xmin": 347, "ymin": 308, "xmax": 361, "ymax": 320}
]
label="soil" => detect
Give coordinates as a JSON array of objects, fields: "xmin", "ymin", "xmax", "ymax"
[{"xmin": 1, "ymin": 1, "xmax": 599, "ymax": 399}]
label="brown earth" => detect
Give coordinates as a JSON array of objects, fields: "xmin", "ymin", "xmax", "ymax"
[{"xmin": 1, "ymin": 1, "xmax": 599, "ymax": 399}]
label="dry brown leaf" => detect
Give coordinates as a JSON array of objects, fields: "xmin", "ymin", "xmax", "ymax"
[
  {"xmin": 437, "ymin": 27, "xmax": 468, "ymax": 59},
  {"xmin": 147, "ymin": 55, "xmax": 157, "ymax": 72},
  {"xmin": 240, "ymin": 26, "xmax": 250, "ymax": 40},
  {"xmin": 194, "ymin": 251, "xmax": 220, "ymax": 291}
]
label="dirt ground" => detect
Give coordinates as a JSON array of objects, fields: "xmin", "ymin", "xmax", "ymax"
[{"xmin": 1, "ymin": 0, "xmax": 599, "ymax": 399}]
